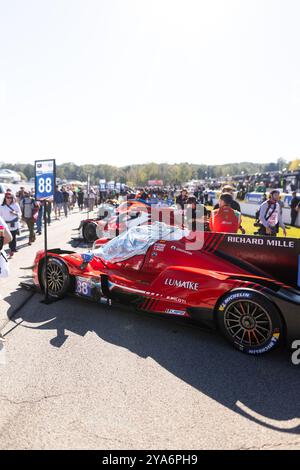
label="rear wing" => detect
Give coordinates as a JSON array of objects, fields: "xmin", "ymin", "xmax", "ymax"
[{"xmin": 205, "ymin": 233, "xmax": 300, "ymax": 289}]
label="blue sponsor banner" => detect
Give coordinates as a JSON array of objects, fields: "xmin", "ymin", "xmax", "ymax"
[
  {"xmin": 148, "ymin": 198, "xmax": 159, "ymax": 205},
  {"xmin": 147, "ymin": 198, "xmax": 175, "ymax": 206},
  {"xmin": 245, "ymin": 192, "xmax": 264, "ymax": 204},
  {"xmin": 284, "ymin": 194, "xmax": 292, "ymax": 207},
  {"xmin": 35, "ymin": 159, "xmax": 56, "ymax": 200}
]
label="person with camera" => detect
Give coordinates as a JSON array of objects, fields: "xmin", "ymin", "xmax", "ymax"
[
  {"xmin": 258, "ymin": 189, "xmax": 286, "ymax": 236},
  {"xmin": 0, "ymin": 193, "xmax": 22, "ymax": 257}
]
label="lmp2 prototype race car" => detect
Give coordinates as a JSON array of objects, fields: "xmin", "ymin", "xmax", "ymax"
[
  {"xmin": 32, "ymin": 222, "xmax": 300, "ymax": 356},
  {"xmin": 77, "ymin": 198, "xmax": 178, "ymax": 243}
]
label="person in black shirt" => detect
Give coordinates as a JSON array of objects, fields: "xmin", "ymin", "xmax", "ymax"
[
  {"xmin": 61, "ymin": 187, "xmax": 69, "ymax": 218},
  {"xmin": 176, "ymin": 189, "xmax": 189, "ymax": 210},
  {"xmin": 186, "ymin": 196, "xmax": 210, "ymax": 232},
  {"xmin": 77, "ymin": 187, "xmax": 84, "ymax": 211}
]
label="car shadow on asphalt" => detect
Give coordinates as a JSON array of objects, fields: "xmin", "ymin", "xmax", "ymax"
[{"xmin": 5, "ymin": 288, "xmax": 300, "ymax": 436}]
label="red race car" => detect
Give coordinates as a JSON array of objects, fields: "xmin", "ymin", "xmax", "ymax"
[
  {"xmin": 32, "ymin": 223, "xmax": 300, "ymax": 355},
  {"xmin": 78, "ymin": 199, "xmax": 183, "ymax": 243}
]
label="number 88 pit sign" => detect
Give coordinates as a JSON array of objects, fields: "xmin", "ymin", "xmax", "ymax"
[{"xmin": 35, "ymin": 159, "xmax": 56, "ymax": 200}]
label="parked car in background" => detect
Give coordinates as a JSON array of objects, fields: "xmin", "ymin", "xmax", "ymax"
[{"xmin": 0, "ymin": 169, "xmax": 21, "ymax": 183}]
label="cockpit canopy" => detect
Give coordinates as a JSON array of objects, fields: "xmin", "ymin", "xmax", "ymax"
[{"xmin": 93, "ymin": 222, "xmax": 189, "ymax": 264}]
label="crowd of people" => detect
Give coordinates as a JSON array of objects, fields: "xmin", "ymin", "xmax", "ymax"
[
  {"xmin": 171, "ymin": 186, "xmax": 286, "ymax": 236},
  {"xmin": 0, "ymin": 179, "xmax": 298, "ymax": 261}
]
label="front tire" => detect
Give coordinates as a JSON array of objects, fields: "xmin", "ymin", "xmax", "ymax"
[
  {"xmin": 41, "ymin": 257, "xmax": 70, "ymax": 298},
  {"xmin": 216, "ymin": 290, "xmax": 283, "ymax": 355}
]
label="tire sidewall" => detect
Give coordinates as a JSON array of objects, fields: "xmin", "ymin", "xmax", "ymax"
[{"xmin": 217, "ymin": 289, "xmax": 282, "ymax": 355}]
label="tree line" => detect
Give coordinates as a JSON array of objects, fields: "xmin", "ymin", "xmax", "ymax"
[{"xmin": 0, "ymin": 158, "xmax": 298, "ymax": 186}]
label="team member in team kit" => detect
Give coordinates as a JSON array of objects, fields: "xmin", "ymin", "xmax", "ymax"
[
  {"xmin": 209, "ymin": 193, "xmax": 242, "ymax": 234},
  {"xmin": 259, "ymin": 189, "xmax": 287, "ymax": 237}
]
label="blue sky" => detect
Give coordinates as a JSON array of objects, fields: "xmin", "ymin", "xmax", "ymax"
[{"xmin": 0, "ymin": 0, "xmax": 300, "ymax": 166}]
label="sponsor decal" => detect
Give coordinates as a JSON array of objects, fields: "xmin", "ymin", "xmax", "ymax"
[
  {"xmin": 220, "ymin": 292, "xmax": 251, "ymax": 309},
  {"xmin": 170, "ymin": 245, "xmax": 192, "ymax": 256},
  {"xmin": 266, "ymin": 239, "xmax": 295, "ymax": 248},
  {"xmin": 245, "ymin": 193, "xmax": 264, "ymax": 204},
  {"xmin": 164, "ymin": 278, "xmax": 199, "ymax": 291},
  {"xmin": 227, "ymin": 236, "xmax": 264, "ymax": 245},
  {"xmin": 248, "ymin": 332, "xmax": 280, "ymax": 355},
  {"xmin": 165, "ymin": 309, "xmax": 186, "ymax": 316},
  {"xmin": 154, "ymin": 243, "xmax": 166, "ymax": 252},
  {"xmin": 227, "ymin": 235, "xmax": 295, "ymax": 248},
  {"xmin": 166, "ymin": 295, "xmax": 186, "ymax": 304}
]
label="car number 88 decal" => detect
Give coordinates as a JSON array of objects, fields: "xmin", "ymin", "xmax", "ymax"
[{"xmin": 75, "ymin": 278, "xmax": 92, "ymax": 297}]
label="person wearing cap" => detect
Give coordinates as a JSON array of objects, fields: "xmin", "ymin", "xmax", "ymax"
[
  {"xmin": 209, "ymin": 193, "xmax": 243, "ymax": 234},
  {"xmin": 16, "ymin": 186, "xmax": 26, "ymax": 204},
  {"xmin": 213, "ymin": 185, "xmax": 241, "ymax": 212},
  {"xmin": 0, "ymin": 193, "xmax": 22, "ymax": 257},
  {"xmin": 259, "ymin": 189, "xmax": 286, "ymax": 236}
]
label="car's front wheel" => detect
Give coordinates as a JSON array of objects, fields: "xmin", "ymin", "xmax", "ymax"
[
  {"xmin": 216, "ymin": 290, "xmax": 283, "ymax": 355},
  {"xmin": 41, "ymin": 257, "xmax": 70, "ymax": 298}
]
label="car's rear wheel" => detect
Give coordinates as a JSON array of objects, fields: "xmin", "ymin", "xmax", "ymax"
[
  {"xmin": 216, "ymin": 290, "xmax": 283, "ymax": 355},
  {"xmin": 83, "ymin": 222, "xmax": 97, "ymax": 243},
  {"xmin": 41, "ymin": 257, "xmax": 70, "ymax": 298}
]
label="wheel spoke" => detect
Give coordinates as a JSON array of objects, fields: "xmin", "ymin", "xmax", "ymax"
[
  {"xmin": 239, "ymin": 302, "xmax": 246, "ymax": 315},
  {"xmin": 233, "ymin": 328, "xmax": 243, "ymax": 338},
  {"xmin": 251, "ymin": 305, "xmax": 258, "ymax": 316},
  {"xmin": 227, "ymin": 311, "xmax": 241, "ymax": 319},
  {"xmin": 233, "ymin": 306, "xmax": 243, "ymax": 316}
]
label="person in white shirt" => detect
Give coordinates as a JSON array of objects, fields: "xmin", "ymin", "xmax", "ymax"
[
  {"xmin": 259, "ymin": 190, "xmax": 287, "ymax": 237},
  {"xmin": 0, "ymin": 193, "xmax": 21, "ymax": 256}
]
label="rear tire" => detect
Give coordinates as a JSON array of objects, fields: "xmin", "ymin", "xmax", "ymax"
[
  {"xmin": 83, "ymin": 222, "xmax": 97, "ymax": 243},
  {"xmin": 41, "ymin": 257, "xmax": 70, "ymax": 298},
  {"xmin": 216, "ymin": 290, "xmax": 283, "ymax": 355}
]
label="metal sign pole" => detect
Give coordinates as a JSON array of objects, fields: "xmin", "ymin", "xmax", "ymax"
[
  {"xmin": 87, "ymin": 173, "xmax": 90, "ymax": 219},
  {"xmin": 35, "ymin": 158, "xmax": 56, "ymax": 304},
  {"xmin": 43, "ymin": 200, "xmax": 49, "ymax": 303}
]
